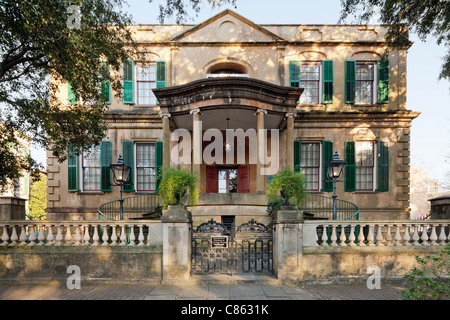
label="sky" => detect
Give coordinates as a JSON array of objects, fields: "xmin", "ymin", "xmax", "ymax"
[{"xmin": 32, "ymin": 0, "xmax": 450, "ymax": 191}]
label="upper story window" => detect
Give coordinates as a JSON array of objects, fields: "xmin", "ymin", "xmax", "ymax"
[
  {"xmin": 345, "ymin": 59, "xmax": 389, "ymax": 105},
  {"xmin": 81, "ymin": 145, "xmax": 101, "ymax": 192},
  {"xmin": 136, "ymin": 64, "xmax": 157, "ymax": 105},
  {"xmin": 289, "ymin": 60, "xmax": 333, "ymax": 105}
]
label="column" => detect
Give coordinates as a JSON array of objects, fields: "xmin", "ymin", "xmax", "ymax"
[
  {"xmin": 255, "ymin": 109, "xmax": 267, "ymax": 193},
  {"xmin": 190, "ymin": 108, "xmax": 202, "ymax": 188},
  {"xmin": 285, "ymin": 112, "xmax": 295, "ymax": 170},
  {"xmin": 160, "ymin": 113, "xmax": 171, "ymax": 167}
]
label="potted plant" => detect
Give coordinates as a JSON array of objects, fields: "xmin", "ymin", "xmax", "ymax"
[
  {"xmin": 266, "ymin": 169, "xmax": 307, "ymax": 214},
  {"xmin": 159, "ymin": 166, "xmax": 199, "ymax": 208}
]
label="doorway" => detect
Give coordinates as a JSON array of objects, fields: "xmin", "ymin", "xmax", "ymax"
[{"xmin": 206, "ymin": 165, "xmax": 250, "ymax": 193}]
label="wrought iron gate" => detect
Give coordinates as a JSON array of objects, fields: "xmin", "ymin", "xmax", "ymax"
[{"xmin": 191, "ymin": 219, "xmax": 273, "ymax": 274}]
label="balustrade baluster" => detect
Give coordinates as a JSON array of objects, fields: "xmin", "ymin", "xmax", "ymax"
[
  {"xmin": 429, "ymin": 225, "xmax": 438, "ymax": 246},
  {"xmin": 339, "ymin": 225, "xmax": 347, "ymax": 246},
  {"xmin": 386, "ymin": 225, "xmax": 393, "ymax": 246},
  {"xmin": 74, "ymin": 225, "xmax": 81, "ymax": 245},
  {"xmin": 37, "ymin": 226, "xmax": 45, "ymax": 245},
  {"xmin": 10, "ymin": 226, "xmax": 18, "ymax": 246},
  {"xmin": 412, "ymin": 225, "xmax": 420, "ymax": 246},
  {"xmin": 138, "ymin": 225, "xmax": 144, "ymax": 246},
  {"xmin": 82, "ymin": 225, "xmax": 90, "ymax": 245},
  {"xmin": 321, "ymin": 225, "xmax": 328, "ymax": 246},
  {"xmin": 376, "ymin": 225, "xmax": 384, "ymax": 246},
  {"xmin": 438, "ymin": 224, "xmax": 447, "ymax": 245},
  {"xmin": 55, "ymin": 225, "xmax": 63, "ymax": 246},
  {"xmin": 110, "ymin": 225, "xmax": 118, "ymax": 246},
  {"xmin": 403, "ymin": 224, "xmax": 411, "ymax": 246},
  {"xmin": 367, "ymin": 225, "xmax": 375, "ymax": 246},
  {"xmin": 19, "ymin": 225, "xmax": 27, "ymax": 246},
  {"xmin": 129, "ymin": 225, "xmax": 136, "ymax": 246},
  {"xmin": 46, "ymin": 225, "xmax": 54, "ymax": 246},
  {"xmin": 146, "ymin": 224, "xmax": 152, "ymax": 246},
  {"xmin": 394, "ymin": 225, "xmax": 402, "ymax": 246},
  {"xmin": 101, "ymin": 225, "xmax": 109, "ymax": 246},
  {"xmin": 65, "ymin": 225, "xmax": 73, "ymax": 245},
  {"xmin": 357, "ymin": 224, "xmax": 366, "ymax": 246},
  {"xmin": 92, "ymin": 225, "xmax": 100, "ymax": 246},
  {"xmin": 330, "ymin": 225, "xmax": 337, "ymax": 246},
  {"xmin": 119, "ymin": 225, "xmax": 126, "ymax": 245},
  {"xmin": 420, "ymin": 224, "xmax": 429, "ymax": 246},
  {"xmin": 28, "ymin": 225, "xmax": 36, "ymax": 246},
  {"xmin": 1, "ymin": 225, "xmax": 9, "ymax": 245},
  {"xmin": 348, "ymin": 225, "xmax": 356, "ymax": 246}
]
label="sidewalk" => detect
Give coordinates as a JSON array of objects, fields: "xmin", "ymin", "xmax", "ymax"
[{"xmin": 0, "ymin": 275, "xmax": 406, "ymax": 300}]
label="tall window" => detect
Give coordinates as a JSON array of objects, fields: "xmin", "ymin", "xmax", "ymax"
[
  {"xmin": 218, "ymin": 168, "xmax": 238, "ymax": 193},
  {"xmin": 136, "ymin": 64, "xmax": 157, "ymax": 105},
  {"xmin": 136, "ymin": 143, "xmax": 157, "ymax": 192},
  {"xmin": 355, "ymin": 62, "xmax": 375, "ymax": 104},
  {"xmin": 82, "ymin": 146, "xmax": 101, "ymax": 191},
  {"xmin": 300, "ymin": 142, "xmax": 321, "ymax": 191},
  {"xmin": 300, "ymin": 63, "xmax": 320, "ymax": 104},
  {"xmin": 355, "ymin": 142, "xmax": 374, "ymax": 191}
]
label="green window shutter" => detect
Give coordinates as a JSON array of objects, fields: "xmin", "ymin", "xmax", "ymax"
[
  {"xmin": 345, "ymin": 60, "xmax": 356, "ymax": 103},
  {"xmin": 155, "ymin": 141, "xmax": 163, "ymax": 191},
  {"xmin": 377, "ymin": 59, "xmax": 389, "ymax": 103},
  {"xmin": 344, "ymin": 141, "xmax": 356, "ymax": 192},
  {"xmin": 100, "ymin": 62, "xmax": 111, "ymax": 104},
  {"xmin": 123, "ymin": 61, "xmax": 134, "ymax": 104},
  {"xmin": 156, "ymin": 61, "xmax": 166, "ymax": 88},
  {"xmin": 322, "ymin": 141, "xmax": 333, "ymax": 192},
  {"xmin": 322, "ymin": 60, "xmax": 334, "ymax": 104},
  {"xmin": 122, "ymin": 141, "xmax": 134, "ymax": 192},
  {"xmin": 68, "ymin": 83, "xmax": 78, "ymax": 104},
  {"xmin": 68, "ymin": 147, "xmax": 78, "ymax": 192},
  {"xmin": 377, "ymin": 140, "xmax": 389, "ymax": 191},
  {"xmin": 294, "ymin": 140, "xmax": 301, "ymax": 172},
  {"xmin": 289, "ymin": 61, "xmax": 301, "ymax": 88},
  {"xmin": 100, "ymin": 141, "xmax": 112, "ymax": 192}
]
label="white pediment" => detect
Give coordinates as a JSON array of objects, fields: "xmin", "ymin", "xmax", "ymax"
[{"xmin": 172, "ymin": 10, "xmax": 284, "ymax": 43}]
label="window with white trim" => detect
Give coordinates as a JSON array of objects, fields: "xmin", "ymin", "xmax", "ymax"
[
  {"xmin": 355, "ymin": 141, "xmax": 375, "ymax": 191},
  {"xmin": 355, "ymin": 62, "xmax": 376, "ymax": 104},
  {"xmin": 299, "ymin": 63, "xmax": 321, "ymax": 104},
  {"xmin": 81, "ymin": 145, "xmax": 101, "ymax": 191},
  {"xmin": 135, "ymin": 142, "xmax": 157, "ymax": 192},
  {"xmin": 300, "ymin": 142, "xmax": 321, "ymax": 191},
  {"xmin": 136, "ymin": 64, "xmax": 157, "ymax": 105}
]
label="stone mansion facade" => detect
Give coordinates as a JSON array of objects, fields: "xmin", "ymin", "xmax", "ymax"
[{"xmin": 46, "ymin": 10, "xmax": 419, "ymax": 224}]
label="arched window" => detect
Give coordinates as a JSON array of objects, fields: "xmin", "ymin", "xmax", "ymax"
[{"xmin": 206, "ymin": 62, "xmax": 249, "ymax": 78}]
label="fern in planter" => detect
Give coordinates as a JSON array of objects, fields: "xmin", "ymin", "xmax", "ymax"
[
  {"xmin": 159, "ymin": 167, "xmax": 198, "ymax": 208},
  {"xmin": 266, "ymin": 169, "xmax": 307, "ymax": 213}
]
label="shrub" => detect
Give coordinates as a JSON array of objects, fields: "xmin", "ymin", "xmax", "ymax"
[
  {"xmin": 158, "ymin": 167, "xmax": 198, "ymax": 207},
  {"xmin": 401, "ymin": 243, "xmax": 450, "ymax": 300},
  {"xmin": 266, "ymin": 169, "xmax": 307, "ymax": 213}
]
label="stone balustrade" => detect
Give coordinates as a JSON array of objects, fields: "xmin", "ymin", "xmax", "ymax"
[
  {"xmin": 0, "ymin": 220, "xmax": 162, "ymax": 247},
  {"xmin": 303, "ymin": 220, "xmax": 450, "ymax": 247}
]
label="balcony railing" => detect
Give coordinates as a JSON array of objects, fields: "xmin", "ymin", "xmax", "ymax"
[
  {"xmin": 98, "ymin": 193, "xmax": 160, "ymax": 221},
  {"xmin": 299, "ymin": 193, "xmax": 359, "ymax": 221}
]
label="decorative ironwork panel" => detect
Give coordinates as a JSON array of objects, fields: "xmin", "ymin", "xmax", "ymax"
[{"xmin": 191, "ymin": 219, "xmax": 273, "ymax": 275}]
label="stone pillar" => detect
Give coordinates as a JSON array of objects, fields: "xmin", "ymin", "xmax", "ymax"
[
  {"xmin": 190, "ymin": 108, "xmax": 202, "ymax": 189},
  {"xmin": 161, "ymin": 205, "xmax": 192, "ymax": 280},
  {"xmin": 255, "ymin": 109, "xmax": 267, "ymax": 193},
  {"xmin": 272, "ymin": 206, "xmax": 304, "ymax": 279},
  {"xmin": 161, "ymin": 113, "xmax": 171, "ymax": 167},
  {"xmin": 285, "ymin": 112, "xmax": 295, "ymax": 170}
]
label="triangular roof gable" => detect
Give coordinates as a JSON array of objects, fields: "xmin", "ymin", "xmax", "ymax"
[{"xmin": 171, "ymin": 9, "xmax": 284, "ymax": 42}]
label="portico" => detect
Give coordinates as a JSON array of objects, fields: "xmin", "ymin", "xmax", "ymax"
[{"xmin": 153, "ymin": 76, "xmax": 303, "ymax": 196}]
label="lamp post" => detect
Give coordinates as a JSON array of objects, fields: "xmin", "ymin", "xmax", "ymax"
[
  {"xmin": 326, "ymin": 151, "xmax": 347, "ymax": 220},
  {"xmin": 110, "ymin": 154, "xmax": 131, "ymax": 220}
]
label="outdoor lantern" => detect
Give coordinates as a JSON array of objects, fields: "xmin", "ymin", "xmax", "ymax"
[
  {"xmin": 326, "ymin": 151, "xmax": 346, "ymax": 180},
  {"xmin": 110, "ymin": 154, "xmax": 131, "ymax": 185},
  {"xmin": 325, "ymin": 151, "xmax": 347, "ymax": 220}
]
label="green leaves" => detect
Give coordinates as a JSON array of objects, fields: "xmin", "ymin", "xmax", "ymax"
[
  {"xmin": 266, "ymin": 169, "xmax": 307, "ymax": 209},
  {"xmin": 159, "ymin": 167, "xmax": 199, "ymax": 207}
]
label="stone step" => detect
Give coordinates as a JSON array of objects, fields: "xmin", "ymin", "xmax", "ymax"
[{"xmin": 164, "ymin": 273, "xmax": 280, "ymax": 286}]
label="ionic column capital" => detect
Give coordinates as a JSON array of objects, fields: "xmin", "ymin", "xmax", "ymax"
[
  {"xmin": 254, "ymin": 108, "xmax": 267, "ymax": 116},
  {"xmin": 160, "ymin": 113, "xmax": 171, "ymax": 119},
  {"xmin": 190, "ymin": 108, "xmax": 202, "ymax": 115},
  {"xmin": 285, "ymin": 112, "xmax": 296, "ymax": 118}
]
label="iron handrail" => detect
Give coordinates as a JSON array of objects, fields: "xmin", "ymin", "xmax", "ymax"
[
  {"xmin": 299, "ymin": 193, "xmax": 359, "ymax": 221},
  {"xmin": 98, "ymin": 193, "xmax": 160, "ymax": 221}
]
